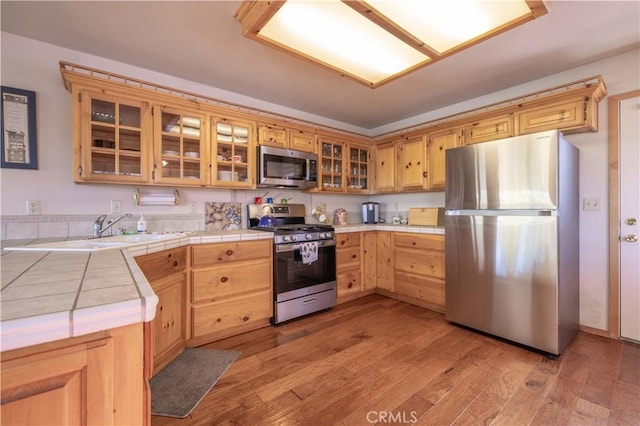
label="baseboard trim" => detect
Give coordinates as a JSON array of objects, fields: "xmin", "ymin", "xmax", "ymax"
[{"xmin": 579, "ymin": 324, "xmax": 613, "ymax": 338}]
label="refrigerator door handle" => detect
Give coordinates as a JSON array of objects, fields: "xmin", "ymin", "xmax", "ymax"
[{"xmin": 445, "ymin": 209, "xmax": 557, "ymax": 217}]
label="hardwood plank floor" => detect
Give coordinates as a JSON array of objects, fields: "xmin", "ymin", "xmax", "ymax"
[{"xmin": 151, "ymin": 294, "xmax": 639, "ymax": 426}]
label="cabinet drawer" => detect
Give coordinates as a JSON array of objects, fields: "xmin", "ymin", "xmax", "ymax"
[
  {"xmin": 337, "ymin": 269, "xmax": 362, "ymax": 296},
  {"xmin": 395, "ymin": 247, "xmax": 444, "ymax": 279},
  {"xmin": 258, "ymin": 124, "xmax": 287, "ymax": 148},
  {"xmin": 394, "ymin": 233, "xmax": 444, "ymax": 251},
  {"xmin": 336, "ymin": 232, "xmax": 360, "ymax": 249},
  {"xmin": 135, "ymin": 246, "xmax": 187, "ymax": 283},
  {"xmin": 465, "ymin": 114, "xmax": 514, "ymax": 145},
  {"xmin": 336, "ymin": 246, "xmax": 360, "ymax": 272},
  {"xmin": 191, "ymin": 240, "xmax": 271, "ymax": 267},
  {"xmin": 395, "ymin": 272, "xmax": 445, "ymax": 311},
  {"xmin": 192, "ymin": 290, "xmax": 271, "ymax": 338},
  {"xmin": 192, "ymin": 259, "xmax": 271, "ymax": 303}
]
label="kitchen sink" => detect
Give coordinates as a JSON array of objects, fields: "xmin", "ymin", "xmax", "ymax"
[{"xmin": 3, "ymin": 233, "xmax": 186, "ymax": 252}]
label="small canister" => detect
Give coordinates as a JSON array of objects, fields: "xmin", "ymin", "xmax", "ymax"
[
  {"xmin": 266, "ymin": 197, "xmax": 274, "ymax": 204},
  {"xmin": 254, "ymin": 196, "xmax": 262, "ymax": 204}
]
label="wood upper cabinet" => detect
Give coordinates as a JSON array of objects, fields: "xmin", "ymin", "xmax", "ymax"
[
  {"xmin": 319, "ymin": 139, "xmax": 345, "ymax": 191},
  {"xmin": 135, "ymin": 246, "xmax": 187, "ymax": 375},
  {"xmin": 464, "ymin": 114, "xmax": 514, "ymax": 145},
  {"xmin": 517, "ymin": 94, "xmax": 593, "ymax": 135},
  {"xmin": 288, "ymin": 128, "xmax": 316, "ymax": 153},
  {"xmin": 153, "ymin": 105, "xmax": 209, "ymax": 186},
  {"xmin": 212, "ymin": 117, "xmax": 255, "ymax": 187},
  {"xmin": 73, "ymin": 88, "xmax": 152, "ymax": 183},
  {"xmin": 346, "ymin": 144, "xmax": 371, "ymax": 193},
  {"xmin": 427, "ymin": 127, "xmax": 463, "ymax": 190},
  {"xmin": 258, "ymin": 123, "xmax": 287, "ymax": 149},
  {"xmin": 374, "ymin": 142, "xmax": 397, "ymax": 193},
  {"xmin": 398, "ymin": 135, "xmax": 428, "ymax": 191},
  {"xmin": 258, "ymin": 123, "xmax": 316, "ymax": 153}
]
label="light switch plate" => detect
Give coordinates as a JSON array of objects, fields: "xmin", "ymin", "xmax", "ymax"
[
  {"xmin": 111, "ymin": 200, "xmax": 122, "ymax": 214},
  {"xmin": 583, "ymin": 197, "xmax": 601, "ymax": 211},
  {"xmin": 27, "ymin": 200, "xmax": 41, "ymax": 215}
]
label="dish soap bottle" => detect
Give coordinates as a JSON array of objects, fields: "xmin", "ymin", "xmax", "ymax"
[{"xmin": 137, "ymin": 214, "xmax": 147, "ymax": 233}]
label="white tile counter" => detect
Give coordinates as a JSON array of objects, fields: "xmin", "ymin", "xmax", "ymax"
[{"xmin": 0, "ymin": 230, "xmax": 273, "ymax": 352}]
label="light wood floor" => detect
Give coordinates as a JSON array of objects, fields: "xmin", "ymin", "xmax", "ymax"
[{"xmin": 152, "ymin": 294, "xmax": 639, "ymax": 425}]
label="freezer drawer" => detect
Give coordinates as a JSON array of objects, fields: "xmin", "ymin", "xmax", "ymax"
[{"xmin": 445, "ymin": 214, "xmax": 562, "ymax": 354}]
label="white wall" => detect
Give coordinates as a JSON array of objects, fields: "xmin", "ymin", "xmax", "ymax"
[{"xmin": 2, "ymin": 31, "xmax": 638, "ymax": 331}]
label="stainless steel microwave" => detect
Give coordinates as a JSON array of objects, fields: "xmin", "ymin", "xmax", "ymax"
[{"xmin": 257, "ymin": 145, "xmax": 318, "ymax": 189}]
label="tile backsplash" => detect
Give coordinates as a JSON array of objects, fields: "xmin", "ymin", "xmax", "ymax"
[{"xmin": 1, "ymin": 214, "xmax": 204, "ymax": 240}]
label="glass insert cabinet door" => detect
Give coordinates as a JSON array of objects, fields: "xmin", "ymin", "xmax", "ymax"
[
  {"xmin": 81, "ymin": 93, "xmax": 149, "ymax": 182},
  {"xmin": 348, "ymin": 145, "xmax": 369, "ymax": 191},
  {"xmin": 154, "ymin": 106, "xmax": 207, "ymax": 184},
  {"xmin": 212, "ymin": 118, "xmax": 253, "ymax": 186},
  {"xmin": 320, "ymin": 140, "xmax": 344, "ymax": 190}
]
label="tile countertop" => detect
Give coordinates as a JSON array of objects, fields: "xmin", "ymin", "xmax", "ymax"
[{"xmin": 0, "ymin": 230, "xmax": 274, "ymax": 352}]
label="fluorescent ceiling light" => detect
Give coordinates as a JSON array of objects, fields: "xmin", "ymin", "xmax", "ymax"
[{"xmin": 236, "ymin": 1, "xmax": 549, "ymax": 88}]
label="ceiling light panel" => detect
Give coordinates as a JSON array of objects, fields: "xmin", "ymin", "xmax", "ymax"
[
  {"xmin": 366, "ymin": 0, "xmax": 535, "ymax": 54},
  {"xmin": 236, "ymin": 1, "xmax": 549, "ymax": 88},
  {"xmin": 258, "ymin": 1, "xmax": 430, "ymax": 86}
]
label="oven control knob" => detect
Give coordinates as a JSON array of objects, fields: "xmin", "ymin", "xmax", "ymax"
[
  {"xmin": 318, "ymin": 233, "xmax": 325, "ymax": 238},
  {"xmin": 282, "ymin": 235, "xmax": 290, "ymax": 242},
  {"xmin": 305, "ymin": 234, "xmax": 312, "ymax": 240}
]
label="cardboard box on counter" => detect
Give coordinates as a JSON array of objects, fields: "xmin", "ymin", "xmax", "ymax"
[{"xmin": 408, "ymin": 207, "xmax": 445, "ymax": 227}]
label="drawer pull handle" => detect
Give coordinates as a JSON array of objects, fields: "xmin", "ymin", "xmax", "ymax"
[
  {"xmin": 226, "ymin": 249, "xmax": 234, "ymax": 256},
  {"xmin": 220, "ymin": 276, "xmax": 228, "ymax": 283}
]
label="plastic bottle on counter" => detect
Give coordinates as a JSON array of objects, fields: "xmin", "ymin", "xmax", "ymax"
[{"xmin": 137, "ymin": 214, "xmax": 147, "ymax": 233}]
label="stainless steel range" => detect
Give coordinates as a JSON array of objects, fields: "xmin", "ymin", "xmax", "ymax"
[{"xmin": 247, "ymin": 204, "xmax": 337, "ymax": 324}]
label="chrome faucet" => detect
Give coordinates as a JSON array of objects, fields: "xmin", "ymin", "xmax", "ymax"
[{"xmin": 92, "ymin": 213, "xmax": 132, "ymax": 238}]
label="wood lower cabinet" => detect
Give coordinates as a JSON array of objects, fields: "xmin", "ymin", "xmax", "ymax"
[
  {"xmin": 189, "ymin": 240, "xmax": 272, "ymax": 344},
  {"xmin": 394, "ymin": 233, "xmax": 445, "ymax": 312},
  {"xmin": 375, "ymin": 231, "xmax": 395, "ymax": 292},
  {"xmin": 135, "ymin": 246, "xmax": 187, "ymax": 375},
  {"xmin": 336, "ymin": 232, "xmax": 364, "ymax": 302},
  {"xmin": 0, "ymin": 323, "xmax": 144, "ymax": 425}
]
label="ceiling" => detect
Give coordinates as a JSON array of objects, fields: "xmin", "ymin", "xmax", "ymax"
[{"xmin": 1, "ymin": 1, "xmax": 639, "ymax": 132}]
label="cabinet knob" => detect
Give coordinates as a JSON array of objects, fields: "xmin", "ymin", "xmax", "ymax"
[
  {"xmin": 352, "ymin": 254, "xmax": 357, "ymax": 259},
  {"xmin": 348, "ymin": 283, "xmax": 353, "ymax": 288},
  {"xmin": 173, "ymin": 261, "xmax": 178, "ymax": 267},
  {"xmin": 226, "ymin": 249, "xmax": 234, "ymax": 256},
  {"xmin": 422, "ymin": 172, "xmax": 427, "ymax": 178},
  {"xmin": 243, "ymin": 316, "xmax": 249, "ymax": 322},
  {"xmin": 220, "ymin": 276, "xmax": 228, "ymax": 283}
]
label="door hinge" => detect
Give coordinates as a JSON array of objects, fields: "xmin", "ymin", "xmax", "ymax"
[
  {"xmin": 77, "ymin": 166, "xmax": 82, "ymax": 176},
  {"xmin": 152, "ymin": 169, "xmax": 155, "ymax": 180}
]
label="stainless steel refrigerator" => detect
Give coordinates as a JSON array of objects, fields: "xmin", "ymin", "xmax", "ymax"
[{"xmin": 444, "ymin": 129, "xmax": 579, "ymax": 355}]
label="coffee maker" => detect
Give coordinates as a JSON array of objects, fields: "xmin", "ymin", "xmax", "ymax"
[{"xmin": 362, "ymin": 202, "xmax": 380, "ymax": 224}]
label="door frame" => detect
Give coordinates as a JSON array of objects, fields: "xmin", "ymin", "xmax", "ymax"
[{"xmin": 607, "ymin": 89, "xmax": 640, "ymax": 339}]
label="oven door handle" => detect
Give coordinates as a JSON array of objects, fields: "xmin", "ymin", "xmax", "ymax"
[{"xmin": 275, "ymin": 239, "xmax": 336, "ymax": 253}]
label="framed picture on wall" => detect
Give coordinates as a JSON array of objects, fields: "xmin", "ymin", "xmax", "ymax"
[{"xmin": 1, "ymin": 86, "xmax": 38, "ymax": 169}]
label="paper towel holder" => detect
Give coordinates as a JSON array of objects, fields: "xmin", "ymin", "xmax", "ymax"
[{"xmin": 134, "ymin": 188, "xmax": 180, "ymax": 206}]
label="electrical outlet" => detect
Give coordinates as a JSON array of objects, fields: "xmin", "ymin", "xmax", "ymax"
[
  {"xmin": 583, "ymin": 197, "xmax": 601, "ymax": 211},
  {"xmin": 27, "ymin": 200, "xmax": 41, "ymax": 215},
  {"xmin": 111, "ymin": 200, "xmax": 122, "ymax": 214},
  {"xmin": 190, "ymin": 201, "xmax": 198, "ymax": 213}
]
